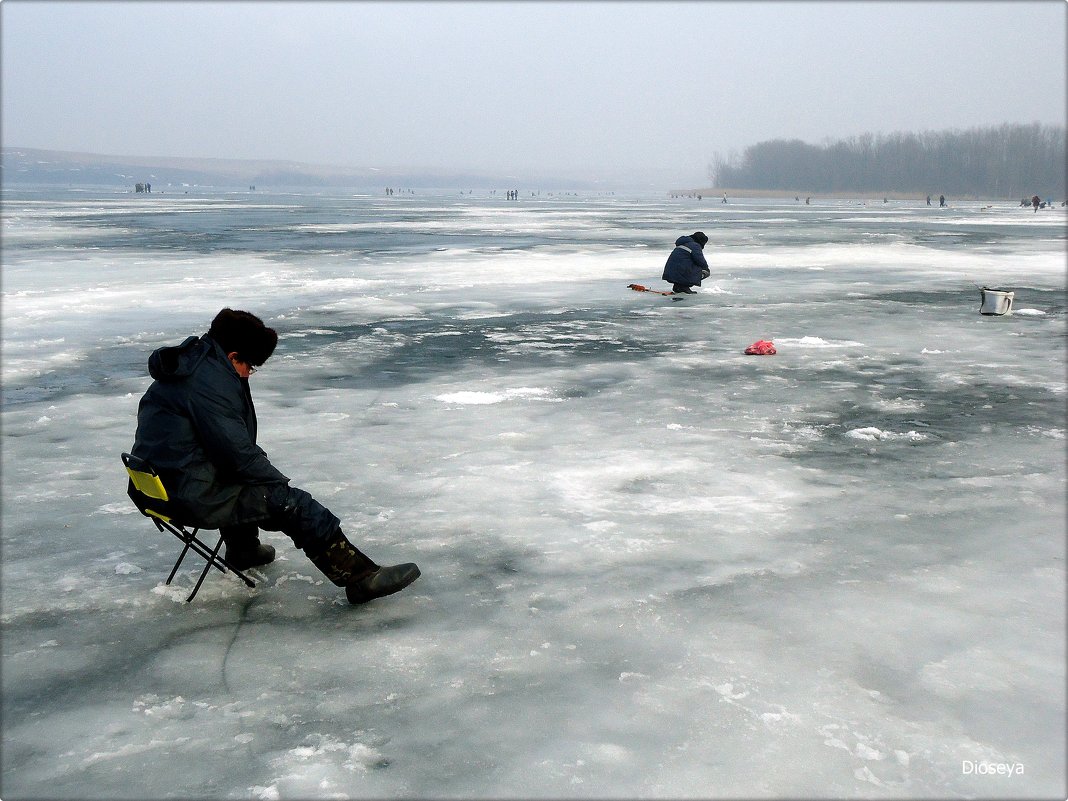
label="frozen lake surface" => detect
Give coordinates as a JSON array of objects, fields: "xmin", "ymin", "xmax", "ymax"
[{"xmin": 2, "ymin": 188, "xmax": 1065, "ymax": 799}]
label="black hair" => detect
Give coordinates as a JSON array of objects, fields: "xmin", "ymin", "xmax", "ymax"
[
  {"xmin": 207, "ymin": 308, "xmax": 278, "ymax": 366},
  {"xmin": 692, "ymin": 231, "xmax": 709, "ymax": 246}
]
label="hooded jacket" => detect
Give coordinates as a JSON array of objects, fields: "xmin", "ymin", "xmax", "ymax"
[
  {"xmin": 130, "ymin": 334, "xmax": 289, "ymax": 528},
  {"xmin": 661, "ymin": 235, "xmax": 710, "ymax": 286}
]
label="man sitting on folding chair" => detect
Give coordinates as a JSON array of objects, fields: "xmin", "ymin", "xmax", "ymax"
[{"xmin": 127, "ymin": 308, "xmax": 420, "ymax": 605}]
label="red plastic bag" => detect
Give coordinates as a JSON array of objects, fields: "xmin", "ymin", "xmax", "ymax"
[
  {"xmin": 627, "ymin": 283, "xmax": 674, "ymax": 296},
  {"xmin": 744, "ymin": 339, "xmax": 777, "ymax": 355}
]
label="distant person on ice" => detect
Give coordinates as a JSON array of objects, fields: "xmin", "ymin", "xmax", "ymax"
[
  {"xmin": 128, "ymin": 308, "xmax": 420, "ymax": 605},
  {"xmin": 661, "ymin": 231, "xmax": 710, "ymax": 294}
]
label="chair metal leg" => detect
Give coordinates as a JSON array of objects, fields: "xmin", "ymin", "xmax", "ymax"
[
  {"xmin": 153, "ymin": 519, "xmax": 256, "ymax": 602},
  {"xmin": 186, "ymin": 534, "xmax": 226, "ymax": 603},
  {"xmin": 166, "ymin": 533, "xmax": 195, "ymax": 586}
]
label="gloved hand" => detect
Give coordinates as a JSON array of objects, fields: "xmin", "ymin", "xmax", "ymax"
[{"xmin": 701, "ymin": 268, "xmax": 711, "ymax": 280}]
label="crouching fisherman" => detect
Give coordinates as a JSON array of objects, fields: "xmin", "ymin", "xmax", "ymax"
[
  {"xmin": 662, "ymin": 231, "xmax": 710, "ymax": 294},
  {"xmin": 128, "ymin": 308, "xmax": 420, "ymax": 604}
]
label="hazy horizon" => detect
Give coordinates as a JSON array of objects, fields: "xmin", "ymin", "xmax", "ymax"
[{"xmin": 2, "ymin": 1, "xmax": 1066, "ymax": 187}]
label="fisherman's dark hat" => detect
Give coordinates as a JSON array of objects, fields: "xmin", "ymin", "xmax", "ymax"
[{"xmin": 692, "ymin": 231, "xmax": 708, "ymax": 246}]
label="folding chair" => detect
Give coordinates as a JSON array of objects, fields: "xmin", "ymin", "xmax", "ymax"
[{"xmin": 121, "ymin": 452, "xmax": 256, "ymax": 602}]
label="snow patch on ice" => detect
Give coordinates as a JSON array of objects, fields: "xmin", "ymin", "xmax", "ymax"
[
  {"xmin": 435, "ymin": 387, "xmax": 555, "ymax": 405},
  {"xmin": 846, "ymin": 427, "xmax": 928, "ymax": 442},
  {"xmin": 870, "ymin": 397, "xmax": 925, "ymax": 412},
  {"xmin": 778, "ymin": 336, "xmax": 865, "ymax": 348},
  {"xmin": 96, "ymin": 502, "xmax": 137, "ymax": 515},
  {"xmin": 582, "ymin": 520, "xmax": 617, "ymax": 532},
  {"xmin": 1025, "ymin": 426, "xmax": 1065, "ymax": 439},
  {"xmin": 151, "ymin": 584, "xmax": 192, "ymax": 603},
  {"xmin": 276, "ymin": 573, "xmax": 320, "ymax": 587},
  {"xmin": 268, "ymin": 733, "xmax": 388, "ymax": 775},
  {"xmin": 714, "ymin": 683, "xmax": 749, "ymax": 700}
]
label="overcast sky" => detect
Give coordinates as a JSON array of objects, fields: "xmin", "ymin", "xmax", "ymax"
[{"xmin": 2, "ymin": 1, "xmax": 1065, "ymax": 185}]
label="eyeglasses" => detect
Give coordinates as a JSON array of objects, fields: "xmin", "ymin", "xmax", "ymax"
[{"xmin": 234, "ymin": 355, "xmax": 258, "ymax": 375}]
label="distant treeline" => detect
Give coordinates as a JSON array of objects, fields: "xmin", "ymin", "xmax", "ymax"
[{"xmin": 710, "ymin": 123, "xmax": 1066, "ymax": 198}]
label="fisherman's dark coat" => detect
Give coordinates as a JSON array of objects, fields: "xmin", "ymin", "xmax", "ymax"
[
  {"xmin": 661, "ymin": 235, "xmax": 710, "ymax": 287},
  {"xmin": 130, "ymin": 335, "xmax": 289, "ymax": 528}
]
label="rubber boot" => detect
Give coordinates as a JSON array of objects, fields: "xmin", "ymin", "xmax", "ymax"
[
  {"xmin": 222, "ymin": 525, "xmax": 276, "ymax": 570},
  {"xmin": 310, "ymin": 534, "xmax": 420, "ymax": 605},
  {"xmin": 225, "ymin": 541, "xmax": 276, "ymax": 570},
  {"xmin": 346, "ymin": 562, "xmax": 421, "ymax": 605}
]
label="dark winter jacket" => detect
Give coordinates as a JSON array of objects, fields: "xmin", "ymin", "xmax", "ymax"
[
  {"xmin": 661, "ymin": 236, "xmax": 710, "ymax": 287},
  {"xmin": 130, "ymin": 335, "xmax": 289, "ymax": 528}
]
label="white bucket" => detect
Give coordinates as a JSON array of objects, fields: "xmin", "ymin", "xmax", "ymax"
[{"xmin": 980, "ymin": 287, "xmax": 1014, "ymax": 316}]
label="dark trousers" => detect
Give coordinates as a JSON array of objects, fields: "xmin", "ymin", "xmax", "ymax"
[{"xmin": 222, "ymin": 483, "xmax": 341, "ymax": 558}]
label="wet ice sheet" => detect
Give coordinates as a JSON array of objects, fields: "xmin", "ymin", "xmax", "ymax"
[{"xmin": 1, "ymin": 190, "xmax": 1065, "ymax": 799}]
